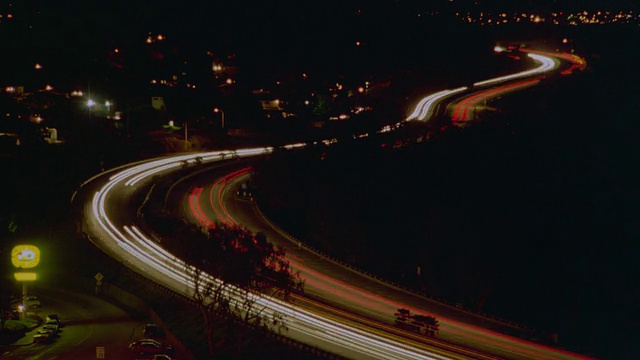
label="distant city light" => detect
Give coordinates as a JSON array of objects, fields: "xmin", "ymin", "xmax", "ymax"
[
  {"xmin": 44, "ymin": 85, "xmax": 53, "ymax": 91},
  {"xmin": 30, "ymin": 114, "xmax": 43, "ymax": 123},
  {"xmin": 452, "ymin": 9, "xmax": 636, "ymax": 26},
  {"xmin": 5, "ymin": 86, "xmax": 15, "ymax": 93},
  {"xmin": 71, "ymin": 90, "xmax": 83, "ymax": 97},
  {"xmin": 226, "ymin": 78, "xmax": 233, "ymax": 84},
  {"xmin": 34, "ymin": 63, "xmax": 43, "ymax": 70},
  {"xmin": 358, "ymin": 87, "xmax": 365, "ymax": 93},
  {"xmin": 87, "ymin": 99, "xmax": 96, "ymax": 107}
]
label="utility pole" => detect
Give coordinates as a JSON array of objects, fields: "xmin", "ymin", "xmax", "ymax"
[{"xmin": 184, "ymin": 121, "xmax": 189, "ymax": 151}]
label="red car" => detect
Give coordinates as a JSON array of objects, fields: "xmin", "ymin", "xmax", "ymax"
[{"xmin": 128, "ymin": 340, "xmax": 174, "ymax": 355}]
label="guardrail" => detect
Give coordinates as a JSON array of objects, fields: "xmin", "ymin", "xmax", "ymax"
[{"xmin": 252, "ymin": 201, "xmax": 551, "ymax": 339}]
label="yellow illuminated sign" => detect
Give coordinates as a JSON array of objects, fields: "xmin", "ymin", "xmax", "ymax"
[
  {"xmin": 14, "ymin": 272, "xmax": 37, "ymax": 281},
  {"xmin": 11, "ymin": 245, "xmax": 40, "ymax": 269}
]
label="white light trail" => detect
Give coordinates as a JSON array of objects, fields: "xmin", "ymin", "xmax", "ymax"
[
  {"xmin": 473, "ymin": 53, "xmax": 558, "ymax": 87},
  {"xmin": 406, "ymin": 87, "xmax": 468, "ymax": 121}
]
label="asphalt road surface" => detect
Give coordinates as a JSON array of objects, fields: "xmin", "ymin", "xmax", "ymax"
[{"xmin": 1, "ymin": 286, "xmax": 148, "ymax": 360}]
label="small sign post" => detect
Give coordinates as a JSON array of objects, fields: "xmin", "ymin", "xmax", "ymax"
[
  {"xmin": 95, "ymin": 272, "xmax": 104, "ymax": 295},
  {"xmin": 11, "ymin": 245, "xmax": 40, "ymax": 319},
  {"xmin": 96, "ymin": 346, "xmax": 105, "ymax": 359}
]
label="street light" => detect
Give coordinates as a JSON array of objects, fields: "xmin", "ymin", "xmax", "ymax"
[
  {"xmin": 214, "ymin": 107, "xmax": 225, "ymax": 129},
  {"xmin": 87, "ymin": 99, "xmax": 96, "ymax": 121}
]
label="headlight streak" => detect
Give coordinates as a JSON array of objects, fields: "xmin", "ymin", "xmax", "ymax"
[
  {"xmin": 473, "ymin": 53, "xmax": 557, "ymax": 87},
  {"xmin": 90, "ymin": 152, "xmax": 445, "ymax": 360},
  {"xmin": 283, "ymin": 142, "xmax": 308, "ymax": 150},
  {"xmin": 519, "ymin": 49, "xmax": 586, "ymax": 76},
  {"xmin": 452, "ymin": 78, "xmax": 541, "ymax": 122},
  {"xmin": 406, "ymin": 87, "xmax": 469, "ymax": 121},
  {"xmin": 126, "ymin": 162, "xmax": 183, "ymax": 186}
]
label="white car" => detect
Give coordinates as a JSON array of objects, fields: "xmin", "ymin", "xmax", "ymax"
[
  {"xmin": 41, "ymin": 324, "xmax": 59, "ymax": 335},
  {"xmin": 25, "ymin": 295, "xmax": 41, "ymax": 308},
  {"xmin": 46, "ymin": 314, "xmax": 62, "ymax": 327},
  {"xmin": 33, "ymin": 333, "xmax": 52, "ymax": 344}
]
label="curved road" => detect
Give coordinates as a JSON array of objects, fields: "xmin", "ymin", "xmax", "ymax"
[{"xmin": 74, "ymin": 47, "xmax": 591, "ymax": 359}]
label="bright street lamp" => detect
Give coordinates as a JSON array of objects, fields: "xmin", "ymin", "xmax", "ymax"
[
  {"xmin": 214, "ymin": 108, "xmax": 225, "ymax": 129},
  {"xmin": 87, "ymin": 99, "xmax": 96, "ymax": 121}
]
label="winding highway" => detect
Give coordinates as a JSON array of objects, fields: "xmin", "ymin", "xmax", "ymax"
[
  {"xmin": 177, "ymin": 164, "xmax": 593, "ymax": 360},
  {"xmin": 74, "ymin": 47, "xmax": 592, "ymax": 359}
]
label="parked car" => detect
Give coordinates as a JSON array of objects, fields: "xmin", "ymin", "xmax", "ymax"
[
  {"xmin": 41, "ymin": 324, "xmax": 59, "ymax": 336},
  {"xmin": 129, "ymin": 340, "xmax": 174, "ymax": 355},
  {"xmin": 25, "ymin": 295, "xmax": 40, "ymax": 308},
  {"xmin": 36, "ymin": 328, "xmax": 55, "ymax": 336},
  {"xmin": 153, "ymin": 355, "xmax": 175, "ymax": 360},
  {"xmin": 137, "ymin": 338, "xmax": 165, "ymax": 346},
  {"xmin": 46, "ymin": 314, "xmax": 62, "ymax": 327},
  {"xmin": 33, "ymin": 333, "xmax": 52, "ymax": 344},
  {"xmin": 135, "ymin": 355, "xmax": 175, "ymax": 360}
]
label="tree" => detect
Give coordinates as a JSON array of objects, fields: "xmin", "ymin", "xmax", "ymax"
[
  {"xmin": 0, "ymin": 214, "xmax": 18, "ymax": 235},
  {"xmin": 0, "ymin": 275, "xmax": 15, "ymax": 332},
  {"xmin": 176, "ymin": 221, "xmax": 303, "ymax": 357},
  {"xmin": 0, "ymin": 213, "xmax": 17, "ymax": 332},
  {"xmin": 312, "ymin": 93, "xmax": 331, "ymax": 118}
]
